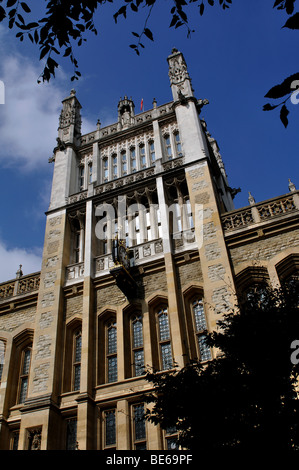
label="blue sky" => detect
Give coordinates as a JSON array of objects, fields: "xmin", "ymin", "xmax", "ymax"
[{"xmin": 0, "ymin": 0, "xmax": 298, "ymax": 281}]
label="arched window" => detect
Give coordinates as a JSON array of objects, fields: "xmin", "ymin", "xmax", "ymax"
[
  {"xmin": 106, "ymin": 320, "xmax": 117, "ymax": 383},
  {"xmin": 73, "ymin": 329, "xmax": 82, "ymax": 391},
  {"xmin": 18, "ymin": 347, "xmax": 31, "ymax": 404},
  {"xmin": 157, "ymin": 307, "xmax": 173, "ymax": 370},
  {"xmin": 131, "ymin": 314, "xmax": 145, "ymax": 377},
  {"xmin": 191, "ymin": 299, "xmax": 211, "ymax": 362}
]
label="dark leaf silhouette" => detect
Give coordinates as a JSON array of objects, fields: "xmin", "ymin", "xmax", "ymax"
[
  {"xmin": 283, "ymin": 11, "xmax": 299, "ymax": 29},
  {"xmin": 280, "ymin": 104, "xmax": 289, "ymax": 127},
  {"xmin": 265, "ymin": 72, "xmax": 299, "ymax": 99}
]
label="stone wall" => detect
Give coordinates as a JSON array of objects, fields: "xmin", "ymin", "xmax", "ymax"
[
  {"xmin": 0, "ymin": 305, "xmax": 36, "ymax": 333},
  {"xmin": 228, "ymin": 228, "xmax": 299, "ymax": 270}
]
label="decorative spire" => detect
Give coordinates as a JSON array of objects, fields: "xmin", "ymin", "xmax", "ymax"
[
  {"xmin": 288, "ymin": 178, "xmax": 296, "ymax": 192},
  {"xmin": 167, "ymin": 48, "xmax": 193, "ymax": 102},
  {"xmin": 58, "ymin": 89, "xmax": 82, "ymax": 145}
]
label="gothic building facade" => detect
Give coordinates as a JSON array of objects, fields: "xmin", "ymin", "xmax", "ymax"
[{"xmin": 0, "ymin": 49, "xmax": 298, "ymax": 450}]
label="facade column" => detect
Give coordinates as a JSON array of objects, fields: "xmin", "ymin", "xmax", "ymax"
[
  {"xmin": 156, "ymin": 176, "xmax": 185, "ymax": 368},
  {"xmin": 77, "ymin": 200, "xmax": 96, "ymax": 450},
  {"xmin": 117, "ymin": 399, "xmax": 130, "ymax": 449}
]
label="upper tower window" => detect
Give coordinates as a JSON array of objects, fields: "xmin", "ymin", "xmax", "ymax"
[
  {"xmin": 121, "ymin": 151, "xmax": 127, "ymax": 175},
  {"xmin": 79, "ymin": 165, "xmax": 85, "ymax": 191},
  {"xmin": 78, "ymin": 154, "xmax": 93, "ymax": 191},
  {"xmin": 112, "ymin": 154, "xmax": 118, "ymax": 179},
  {"xmin": 174, "ymin": 132, "xmax": 183, "ymax": 157},
  {"xmin": 103, "ymin": 158, "xmax": 108, "ymax": 182},
  {"xmin": 192, "ymin": 299, "xmax": 211, "ymax": 362},
  {"xmin": 149, "ymin": 141, "xmax": 155, "ymax": 164},
  {"xmin": 130, "ymin": 147, "xmax": 137, "ymax": 172},
  {"xmin": 139, "ymin": 144, "xmax": 146, "ymax": 168},
  {"xmin": 0, "ymin": 340, "xmax": 5, "ymax": 383},
  {"xmin": 164, "ymin": 135, "xmax": 172, "ymax": 160}
]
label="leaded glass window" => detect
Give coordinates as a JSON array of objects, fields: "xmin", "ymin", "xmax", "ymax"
[
  {"xmin": 0, "ymin": 340, "xmax": 5, "ymax": 383},
  {"xmin": 73, "ymin": 330, "xmax": 81, "ymax": 391},
  {"xmin": 107, "ymin": 321, "xmax": 117, "ymax": 383},
  {"xmin": 104, "ymin": 410, "xmax": 116, "ymax": 447},
  {"xmin": 131, "ymin": 315, "xmax": 144, "ymax": 377},
  {"xmin": 18, "ymin": 348, "xmax": 31, "ymax": 404},
  {"xmin": 198, "ymin": 335, "xmax": 211, "ymax": 362},
  {"xmin": 133, "ymin": 404, "xmax": 146, "ymax": 449},
  {"xmin": 88, "ymin": 163, "xmax": 93, "ymax": 184},
  {"xmin": 157, "ymin": 307, "xmax": 173, "ymax": 370},
  {"xmin": 66, "ymin": 418, "xmax": 77, "ymax": 450},
  {"xmin": 192, "ymin": 299, "xmax": 211, "ymax": 362},
  {"xmin": 192, "ymin": 299, "xmax": 207, "ymax": 331},
  {"xmin": 165, "ymin": 426, "xmax": 179, "ymax": 450}
]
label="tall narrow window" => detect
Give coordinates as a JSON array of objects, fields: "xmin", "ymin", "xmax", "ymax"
[
  {"xmin": 104, "ymin": 410, "xmax": 116, "ymax": 449},
  {"xmin": 103, "ymin": 158, "xmax": 108, "ymax": 181},
  {"xmin": 133, "ymin": 404, "xmax": 147, "ymax": 450},
  {"xmin": 112, "ymin": 154, "xmax": 118, "ymax": 179},
  {"xmin": 131, "ymin": 315, "xmax": 144, "ymax": 377},
  {"xmin": 73, "ymin": 329, "xmax": 82, "ymax": 391},
  {"xmin": 140, "ymin": 144, "xmax": 146, "ymax": 168},
  {"xmin": 164, "ymin": 135, "xmax": 172, "ymax": 160},
  {"xmin": 130, "ymin": 147, "xmax": 136, "ymax": 172},
  {"xmin": 157, "ymin": 307, "xmax": 173, "ymax": 370},
  {"xmin": 192, "ymin": 299, "xmax": 211, "ymax": 361},
  {"xmin": 174, "ymin": 132, "xmax": 183, "ymax": 157},
  {"xmin": 149, "ymin": 141, "xmax": 155, "ymax": 164},
  {"xmin": 66, "ymin": 418, "xmax": 77, "ymax": 450},
  {"xmin": 107, "ymin": 320, "xmax": 117, "ymax": 383},
  {"xmin": 88, "ymin": 163, "xmax": 93, "ymax": 184},
  {"xmin": 18, "ymin": 348, "xmax": 31, "ymax": 404},
  {"xmin": 121, "ymin": 151, "xmax": 127, "ymax": 175},
  {"xmin": 74, "ymin": 229, "xmax": 81, "ymax": 263},
  {"xmin": 79, "ymin": 165, "xmax": 85, "ymax": 190},
  {"xmin": 165, "ymin": 426, "xmax": 179, "ymax": 450},
  {"xmin": 0, "ymin": 340, "xmax": 5, "ymax": 383}
]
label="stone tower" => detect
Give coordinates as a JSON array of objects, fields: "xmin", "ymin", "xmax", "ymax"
[{"xmin": 0, "ymin": 49, "xmax": 298, "ymax": 450}]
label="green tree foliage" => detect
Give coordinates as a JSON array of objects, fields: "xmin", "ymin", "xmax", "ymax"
[
  {"xmin": 0, "ymin": 0, "xmax": 298, "ymax": 127},
  {"xmin": 144, "ymin": 281, "xmax": 299, "ymax": 451}
]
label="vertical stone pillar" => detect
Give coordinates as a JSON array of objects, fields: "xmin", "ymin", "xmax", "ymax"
[
  {"xmin": 77, "ymin": 200, "xmax": 95, "ymax": 450},
  {"xmin": 156, "ymin": 176, "xmax": 185, "ymax": 368},
  {"xmin": 185, "ymin": 162, "xmax": 236, "ymax": 335},
  {"xmin": 19, "ymin": 209, "xmax": 70, "ymax": 449},
  {"xmin": 117, "ymin": 399, "xmax": 130, "ymax": 449}
]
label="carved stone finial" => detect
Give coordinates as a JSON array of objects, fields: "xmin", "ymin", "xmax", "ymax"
[
  {"xmin": 248, "ymin": 191, "xmax": 255, "ymax": 205},
  {"xmin": 288, "ymin": 178, "xmax": 296, "ymax": 192},
  {"xmin": 16, "ymin": 264, "xmax": 23, "ymax": 279},
  {"xmin": 70, "ymin": 89, "xmax": 76, "ymax": 96}
]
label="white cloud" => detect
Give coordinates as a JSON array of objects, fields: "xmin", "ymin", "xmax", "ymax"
[
  {"xmin": 0, "ymin": 52, "xmax": 64, "ymax": 170},
  {"xmin": 0, "ymin": 240, "xmax": 42, "ymax": 283}
]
